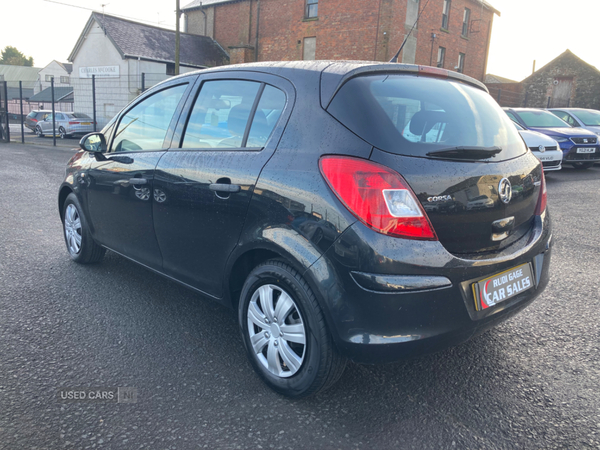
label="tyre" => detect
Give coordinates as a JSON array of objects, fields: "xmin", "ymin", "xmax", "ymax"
[
  {"xmin": 238, "ymin": 260, "xmax": 346, "ymax": 398},
  {"xmin": 572, "ymin": 162, "xmax": 594, "ymax": 170},
  {"xmin": 59, "ymin": 127, "xmax": 68, "ymax": 139},
  {"xmin": 62, "ymin": 193, "xmax": 105, "ymax": 264},
  {"xmin": 35, "ymin": 126, "xmax": 44, "ymax": 137}
]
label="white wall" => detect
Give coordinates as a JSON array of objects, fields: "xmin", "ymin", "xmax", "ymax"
[{"xmin": 36, "ymin": 61, "xmax": 70, "ymax": 94}]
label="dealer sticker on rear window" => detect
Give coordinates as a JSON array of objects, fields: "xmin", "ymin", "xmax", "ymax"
[{"xmin": 472, "ymin": 263, "xmax": 534, "ymax": 311}]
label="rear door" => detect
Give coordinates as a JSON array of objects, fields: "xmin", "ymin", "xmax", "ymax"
[
  {"xmin": 85, "ymin": 79, "xmax": 195, "ymax": 269},
  {"xmin": 153, "ymin": 72, "xmax": 293, "ymax": 297}
]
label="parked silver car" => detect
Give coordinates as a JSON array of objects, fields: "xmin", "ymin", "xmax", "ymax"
[
  {"xmin": 548, "ymin": 108, "xmax": 600, "ymax": 136},
  {"xmin": 35, "ymin": 112, "xmax": 95, "ymax": 138}
]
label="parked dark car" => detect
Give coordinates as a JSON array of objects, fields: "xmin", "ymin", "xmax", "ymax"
[
  {"xmin": 59, "ymin": 62, "xmax": 552, "ymax": 397},
  {"xmin": 25, "ymin": 110, "xmax": 52, "ymax": 131},
  {"xmin": 504, "ymin": 107, "xmax": 600, "ymax": 169}
]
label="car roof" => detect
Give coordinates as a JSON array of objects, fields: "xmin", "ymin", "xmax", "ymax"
[{"xmin": 169, "ymin": 60, "xmax": 488, "ymax": 106}]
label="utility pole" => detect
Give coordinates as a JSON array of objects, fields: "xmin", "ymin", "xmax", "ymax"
[{"xmin": 175, "ymin": 0, "xmax": 181, "ymax": 75}]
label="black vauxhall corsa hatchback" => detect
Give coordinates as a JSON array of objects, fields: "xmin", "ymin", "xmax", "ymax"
[{"xmin": 59, "ymin": 61, "xmax": 552, "ymax": 397}]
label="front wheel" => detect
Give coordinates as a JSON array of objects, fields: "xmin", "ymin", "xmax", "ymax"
[
  {"xmin": 572, "ymin": 162, "xmax": 595, "ymax": 170},
  {"xmin": 238, "ymin": 260, "xmax": 346, "ymax": 398},
  {"xmin": 35, "ymin": 126, "xmax": 44, "ymax": 137},
  {"xmin": 62, "ymin": 193, "xmax": 105, "ymax": 264},
  {"xmin": 59, "ymin": 127, "xmax": 68, "ymax": 139}
]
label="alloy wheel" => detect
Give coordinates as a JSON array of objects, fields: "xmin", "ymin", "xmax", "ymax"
[
  {"xmin": 64, "ymin": 204, "xmax": 82, "ymax": 255},
  {"xmin": 247, "ymin": 284, "xmax": 307, "ymax": 378}
]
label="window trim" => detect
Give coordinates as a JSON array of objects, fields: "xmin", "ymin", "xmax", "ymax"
[
  {"xmin": 458, "ymin": 52, "xmax": 465, "ymax": 73},
  {"xmin": 305, "ymin": 0, "xmax": 318, "ymax": 18},
  {"xmin": 437, "ymin": 47, "xmax": 446, "ymax": 68},
  {"xmin": 441, "ymin": 0, "xmax": 451, "ymax": 30},
  {"xmin": 462, "ymin": 8, "xmax": 471, "ymax": 37}
]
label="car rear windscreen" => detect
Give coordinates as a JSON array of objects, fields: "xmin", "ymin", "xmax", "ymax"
[{"xmin": 327, "ymin": 74, "xmax": 526, "ymax": 160}]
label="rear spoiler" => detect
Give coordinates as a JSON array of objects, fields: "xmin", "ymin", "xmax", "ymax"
[{"xmin": 320, "ymin": 63, "xmax": 489, "ymax": 110}]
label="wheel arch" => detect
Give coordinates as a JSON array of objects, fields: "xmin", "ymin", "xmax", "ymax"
[{"xmin": 58, "ymin": 185, "xmax": 74, "ymax": 221}]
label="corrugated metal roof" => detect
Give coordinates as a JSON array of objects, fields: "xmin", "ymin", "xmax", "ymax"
[{"xmin": 0, "ymin": 65, "xmax": 40, "ymax": 83}]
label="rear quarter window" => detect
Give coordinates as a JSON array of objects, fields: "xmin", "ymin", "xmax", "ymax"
[{"xmin": 327, "ymin": 74, "xmax": 526, "ymax": 160}]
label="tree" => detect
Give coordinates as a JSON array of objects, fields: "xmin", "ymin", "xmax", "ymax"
[{"xmin": 0, "ymin": 46, "xmax": 34, "ymax": 67}]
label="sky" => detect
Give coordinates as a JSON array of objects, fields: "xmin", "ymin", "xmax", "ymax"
[{"xmin": 1, "ymin": 0, "xmax": 598, "ymax": 82}]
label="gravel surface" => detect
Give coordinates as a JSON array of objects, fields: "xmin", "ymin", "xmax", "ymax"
[{"xmin": 1, "ymin": 142, "xmax": 599, "ymax": 449}]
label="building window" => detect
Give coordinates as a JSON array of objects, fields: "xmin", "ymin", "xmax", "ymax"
[
  {"xmin": 457, "ymin": 53, "xmax": 465, "ymax": 73},
  {"xmin": 45, "ymin": 75, "xmax": 53, "ymax": 82},
  {"xmin": 437, "ymin": 47, "xmax": 446, "ymax": 68},
  {"xmin": 441, "ymin": 0, "xmax": 451, "ymax": 30},
  {"xmin": 60, "ymin": 76, "xmax": 70, "ymax": 84},
  {"xmin": 303, "ymin": 37, "xmax": 316, "ymax": 60},
  {"xmin": 462, "ymin": 8, "xmax": 471, "ymax": 37},
  {"xmin": 305, "ymin": 0, "xmax": 318, "ymax": 18},
  {"xmin": 166, "ymin": 63, "xmax": 175, "ymax": 75}
]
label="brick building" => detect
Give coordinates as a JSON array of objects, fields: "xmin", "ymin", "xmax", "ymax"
[
  {"xmin": 485, "ymin": 50, "xmax": 600, "ymax": 109},
  {"xmin": 182, "ymin": 0, "xmax": 499, "ymax": 81}
]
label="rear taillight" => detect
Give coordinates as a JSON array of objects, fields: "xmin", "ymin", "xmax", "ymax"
[
  {"xmin": 319, "ymin": 156, "xmax": 437, "ymax": 240},
  {"xmin": 535, "ymin": 170, "xmax": 547, "ymax": 216},
  {"xmin": 69, "ymin": 121, "xmax": 78, "ymax": 125},
  {"xmin": 32, "ymin": 118, "xmax": 38, "ymax": 122}
]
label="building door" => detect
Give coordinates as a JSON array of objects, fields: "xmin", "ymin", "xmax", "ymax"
[{"xmin": 552, "ymin": 77, "xmax": 573, "ymax": 108}]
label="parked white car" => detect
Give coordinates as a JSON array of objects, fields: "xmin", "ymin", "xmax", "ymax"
[
  {"xmin": 514, "ymin": 122, "xmax": 562, "ymax": 171},
  {"xmin": 548, "ymin": 108, "xmax": 600, "ymax": 136}
]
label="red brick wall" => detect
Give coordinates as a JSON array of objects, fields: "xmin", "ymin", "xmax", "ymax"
[
  {"xmin": 205, "ymin": 0, "xmax": 495, "ymax": 80},
  {"xmin": 412, "ymin": 0, "xmax": 495, "ymax": 80}
]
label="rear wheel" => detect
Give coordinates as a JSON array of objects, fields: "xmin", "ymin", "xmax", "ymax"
[
  {"xmin": 238, "ymin": 260, "xmax": 346, "ymax": 398},
  {"xmin": 62, "ymin": 193, "xmax": 105, "ymax": 264},
  {"xmin": 572, "ymin": 162, "xmax": 594, "ymax": 170}
]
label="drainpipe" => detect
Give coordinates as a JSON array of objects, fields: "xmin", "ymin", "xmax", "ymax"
[
  {"xmin": 199, "ymin": 2, "xmax": 207, "ymax": 36},
  {"xmin": 254, "ymin": 0, "xmax": 261, "ymax": 61}
]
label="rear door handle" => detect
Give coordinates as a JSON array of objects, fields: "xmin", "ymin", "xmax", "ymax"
[
  {"xmin": 114, "ymin": 178, "xmax": 148, "ymax": 186},
  {"xmin": 209, "ymin": 183, "xmax": 241, "ymax": 193}
]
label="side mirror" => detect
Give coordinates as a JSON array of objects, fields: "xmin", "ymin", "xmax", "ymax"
[{"xmin": 79, "ymin": 132, "xmax": 107, "ymax": 153}]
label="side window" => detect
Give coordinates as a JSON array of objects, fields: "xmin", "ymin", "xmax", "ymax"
[
  {"xmin": 182, "ymin": 80, "xmax": 261, "ymax": 149},
  {"xmin": 112, "ymin": 84, "xmax": 188, "ymax": 152},
  {"xmin": 565, "ymin": 114, "xmax": 578, "ymax": 126},
  {"xmin": 505, "ymin": 111, "xmax": 519, "ymax": 123},
  {"xmin": 246, "ymin": 85, "xmax": 286, "ymax": 148}
]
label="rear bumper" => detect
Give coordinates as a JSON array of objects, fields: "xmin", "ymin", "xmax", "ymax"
[{"xmin": 308, "ymin": 211, "xmax": 552, "ymax": 364}]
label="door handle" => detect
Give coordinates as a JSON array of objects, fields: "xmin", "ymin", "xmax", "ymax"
[
  {"xmin": 209, "ymin": 183, "xmax": 241, "ymax": 193},
  {"xmin": 114, "ymin": 178, "xmax": 148, "ymax": 186}
]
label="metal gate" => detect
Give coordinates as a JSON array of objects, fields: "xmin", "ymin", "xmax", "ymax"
[{"xmin": 0, "ymin": 81, "xmax": 9, "ymax": 142}]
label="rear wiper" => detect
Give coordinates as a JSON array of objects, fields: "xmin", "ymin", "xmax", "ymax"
[{"xmin": 426, "ymin": 146, "xmax": 502, "ymax": 160}]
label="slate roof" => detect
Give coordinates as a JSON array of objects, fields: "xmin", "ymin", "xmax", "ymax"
[
  {"xmin": 6, "ymin": 86, "xmax": 35, "ymax": 100},
  {"xmin": 485, "ymin": 74, "xmax": 518, "ymax": 84},
  {"xmin": 69, "ymin": 12, "xmax": 229, "ymax": 68},
  {"xmin": 28, "ymin": 86, "xmax": 74, "ymax": 103}
]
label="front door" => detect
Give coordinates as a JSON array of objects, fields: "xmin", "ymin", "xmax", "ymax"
[
  {"xmin": 85, "ymin": 81, "xmax": 193, "ymax": 269},
  {"xmin": 153, "ymin": 74, "xmax": 292, "ymax": 298}
]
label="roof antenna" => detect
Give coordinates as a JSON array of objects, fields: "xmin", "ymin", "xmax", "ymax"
[{"xmin": 389, "ymin": 0, "xmax": 433, "ymax": 63}]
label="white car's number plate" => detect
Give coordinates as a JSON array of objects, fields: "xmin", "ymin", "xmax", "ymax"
[
  {"xmin": 538, "ymin": 156, "xmax": 555, "ymax": 161},
  {"xmin": 577, "ymin": 147, "xmax": 596, "ymax": 153}
]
